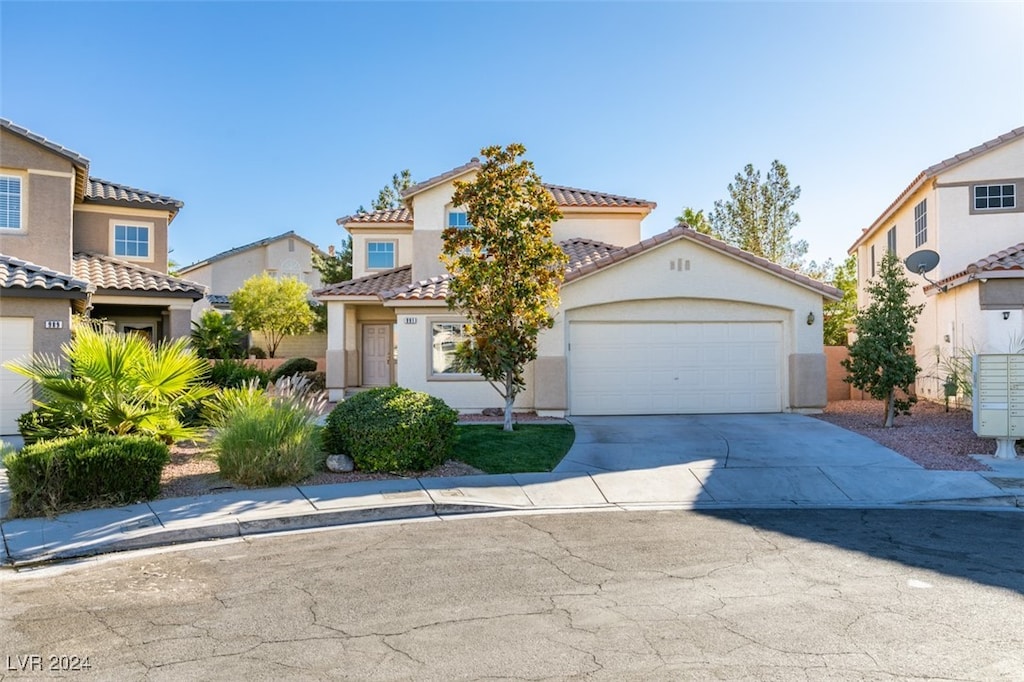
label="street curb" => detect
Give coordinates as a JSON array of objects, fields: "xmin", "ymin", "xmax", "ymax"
[{"xmin": 3, "ymin": 499, "xmax": 1024, "ymax": 568}]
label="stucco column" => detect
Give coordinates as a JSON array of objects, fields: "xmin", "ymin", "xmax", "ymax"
[
  {"xmin": 326, "ymin": 301, "xmax": 347, "ymax": 401},
  {"xmin": 789, "ymin": 353, "xmax": 827, "ymax": 410},
  {"xmin": 166, "ymin": 304, "xmax": 195, "ymax": 341}
]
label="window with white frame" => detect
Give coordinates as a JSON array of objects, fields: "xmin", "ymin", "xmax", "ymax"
[
  {"xmin": 914, "ymin": 199, "xmax": 927, "ymax": 247},
  {"xmin": 366, "ymin": 241, "xmax": 395, "ymax": 269},
  {"xmin": 0, "ymin": 175, "xmax": 23, "ymax": 230},
  {"xmin": 113, "ymin": 223, "xmax": 151, "ymax": 259},
  {"xmin": 974, "ymin": 184, "xmax": 1016, "ymax": 210},
  {"xmin": 430, "ymin": 321, "xmax": 477, "ymax": 376},
  {"xmin": 870, "ymin": 245, "xmax": 876, "ymax": 277},
  {"xmin": 447, "ymin": 211, "xmax": 471, "ymax": 229},
  {"xmin": 886, "ymin": 226, "xmax": 896, "ymax": 254}
]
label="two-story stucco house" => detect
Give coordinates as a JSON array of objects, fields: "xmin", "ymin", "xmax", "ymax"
[
  {"xmin": 178, "ymin": 230, "xmax": 326, "ymax": 320},
  {"xmin": 0, "ymin": 118, "xmax": 204, "ymax": 434},
  {"xmin": 848, "ymin": 126, "xmax": 1024, "ymax": 401},
  {"xmin": 316, "ymin": 157, "xmax": 841, "ymax": 416}
]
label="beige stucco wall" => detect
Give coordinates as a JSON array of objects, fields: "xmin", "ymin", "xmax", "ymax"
[
  {"xmin": 553, "ymin": 212, "xmax": 642, "ymax": 247},
  {"xmin": 0, "ymin": 295, "xmax": 74, "ymax": 358},
  {"xmin": 73, "ymin": 208, "xmax": 170, "ymax": 272},
  {"xmin": 350, "ymin": 228, "xmax": 414, "ymax": 280},
  {"xmin": 0, "ymin": 131, "xmax": 76, "ymax": 273}
]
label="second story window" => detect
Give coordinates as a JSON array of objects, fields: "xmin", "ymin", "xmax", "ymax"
[
  {"xmin": 974, "ymin": 184, "xmax": 1016, "ymax": 210},
  {"xmin": 447, "ymin": 211, "xmax": 471, "ymax": 229},
  {"xmin": 0, "ymin": 175, "xmax": 23, "ymax": 230},
  {"xmin": 114, "ymin": 223, "xmax": 150, "ymax": 259},
  {"xmin": 886, "ymin": 226, "xmax": 896, "ymax": 254},
  {"xmin": 914, "ymin": 199, "xmax": 927, "ymax": 247},
  {"xmin": 870, "ymin": 245, "xmax": 876, "ymax": 277},
  {"xmin": 367, "ymin": 241, "xmax": 395, "ymax": 269}
]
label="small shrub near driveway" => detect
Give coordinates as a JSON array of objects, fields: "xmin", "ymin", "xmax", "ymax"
[
  {"xmin": 269, "ymin": 357, "xmax": 318, "ymax": 383},
  {"xmin": 206, "ymin": 380, "xmax": 324, "ymax": 487},
  {"xmin": 208, "ymin": 359, "xmax": 271, "ymax": 389},
  {"xmin": 455, "ymin": 424, "xmax": 575, "ymax": 474},
  {"xmin": 324, "ymin": 386, "xmax": 458, "ymax": 472},
  {"xmin": 3, "ymin": 434, "xmax": 169, "ymax": 518}
]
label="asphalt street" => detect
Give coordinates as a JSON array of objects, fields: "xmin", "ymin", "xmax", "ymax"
[{"xmin": 1, "ymin": 508, "xmax": 1021, "ymax": 681}]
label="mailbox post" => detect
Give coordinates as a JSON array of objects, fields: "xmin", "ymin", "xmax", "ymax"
[{"xmin": 972, "ymin": 354, "xmax": 1024, "ymax": 459}]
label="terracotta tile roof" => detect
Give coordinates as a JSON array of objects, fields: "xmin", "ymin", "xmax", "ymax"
[
  {"xmin": 339, "ymin": 183, "xmax": 654, "ymax": 226},
  {"xmin": 851, "ymin": 126, "xmax": 1024, "ymax": 252},
  {"xmin": 401, "ymin": 158, "xmax": 481, "ymax": 199},
  {"xmin": 0, "ymin": 117, "xmax": 90, "ymax": 168},
  {"xmin": 315, "ymin": 265, "xmax": 411, "ymax": 297},
  {"xmin": 179, "ymin": 231, "xmax": 325, "ymax": 274},
  {"xmin": 564, "ymin": 226, "xmax": 843, "ymax": 300},
  {"xmin": 337, "ymin": 207, "xmax": 413, "ymax": 226},
  {"xmin": 72, "ymin": 253, "xmax": 205, "ymax": 299},
  {"xmin": 383, "ymin": 274, "xmax": 450, "ymax": 301},
  {"xmin": 207, "ymin": 294, "xmax": 230, "ymax": 306},
  {"xmin": 0, "ymin": 253, "xmax": 92, "ymax": 295},
  {"xmin": 85, "ymin": 178, "xmax": 183, "ymax": 212},
  {"xmin": 924, "ymin": 241, "xmax": 1024, "ymax": 294},
  {"xmin": 545, "ymin": 184, "xmax": 656, "ymax": 209},
  {"xmin": 561, "ymin": 238, "xmax": 623, "ymax": 270}
]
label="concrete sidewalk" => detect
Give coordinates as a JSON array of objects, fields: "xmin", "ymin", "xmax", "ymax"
[{"xmin": 2, "ymin": 414, "xmax": 1023, "ymax": 566}]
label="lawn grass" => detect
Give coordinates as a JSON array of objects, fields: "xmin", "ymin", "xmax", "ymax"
[{"xmin": 454, "ymin": 423, "xmax": 575, "ymax": 474}]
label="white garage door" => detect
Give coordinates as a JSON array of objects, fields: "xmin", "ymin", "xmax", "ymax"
[
  {"xmin": 569, "ymin": 321, "xmax": 782, "ymax": 415},
  {"xmin": 1, "ymin": 317, "xmax": 34, "ymax": 435}
]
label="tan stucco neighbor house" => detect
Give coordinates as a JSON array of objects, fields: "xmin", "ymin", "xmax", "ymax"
[
  {"xmin": 849, "ymin": 126, "xmax": 1024, "ymax": 401},
  {"xmin": 316, "ymin": 158, "xmax": 841, "ymax": 416},
  {"xmin": 0, "ymin": 118, "xmax": 205, "ymax": 435},
  {"xmin": 178, "ymin": 230, "xmax": 326, "ymax": 321}
]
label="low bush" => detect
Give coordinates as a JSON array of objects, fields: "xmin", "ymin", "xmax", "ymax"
[
  {"xmin": 3, "ymin": 434, "xmax": 169, "ymax": 518},
  {"xmin": 269, "ymin": 357, "xmax": 318, "ymax": 383},
  {"xmin": 208, "ymin": 359, "xmax": 271, "ymax": 389},
  {"xmin": 324, "ymin": 386, "xmax": 458, "ymax": 472},
  {"xmin": 206, "ymin": 382, "xmax": 323, "ymax": 487},
  {"xmin": 248, "ymin": 346, "xmax": 268, "ymax": 359}
]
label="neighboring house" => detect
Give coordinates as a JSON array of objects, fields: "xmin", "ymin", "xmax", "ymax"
[
  {"xmin": 848, "ymin": 126, "xmax": 1024, "ymax": 401},
  {"xmin": 178, "ymin": 230, "xmax": 328, "ymax": 359},
  {"xmin": 0, "ymin": 118, "xmax": 204, "ymax": 434},
  {"xmin": 316, "ymin": 158, "xmax": 841, "ymax": 416}
]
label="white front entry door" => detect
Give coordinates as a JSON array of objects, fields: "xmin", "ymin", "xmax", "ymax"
[
  {"xmin": 362, "ymin": 324, "xmax": 392, "ymax": 386},
  {"xmin": 1, "ymin": 317, "xmax": 34, "ymax": 435},
  {"xmin": 569, "ymin": 321, "xmax": 783, "ymax": 415}
]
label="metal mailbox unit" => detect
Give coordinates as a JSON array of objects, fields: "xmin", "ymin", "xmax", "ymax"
[{"xmin": 972, "ymin": 354, "xmax": 1024, "ymax": 459}]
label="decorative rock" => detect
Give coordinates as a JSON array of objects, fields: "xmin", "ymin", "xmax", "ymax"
[
  {"xmin": 326, "ymin": 454, "xmax": 355, "ymax": 472},
  {"xmin": 482, "ymin": 407, "xmax": 504, "ymax": 417}
]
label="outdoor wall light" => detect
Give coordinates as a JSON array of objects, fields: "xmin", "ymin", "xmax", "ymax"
[
  {"xmin": 1004, "ymin": 311, "xmax": 1011, "ymax": 320},
  {"xmin": 806, "ymin": 312, "xmax": 815, "ymax": 325}
]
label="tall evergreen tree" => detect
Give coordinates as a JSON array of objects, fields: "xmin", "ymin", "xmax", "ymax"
[
  {"xmin": 842, "ymin": 251, "xmax": 924, "ymax": 427},
  {"xmin": 709, "ymin": 160, "xmax": 807, "ymax": 269}
]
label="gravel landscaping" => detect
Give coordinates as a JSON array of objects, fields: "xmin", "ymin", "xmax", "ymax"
[{"xmin": 812, "ymin": 399, "xmax": 998, "ymax": 471}]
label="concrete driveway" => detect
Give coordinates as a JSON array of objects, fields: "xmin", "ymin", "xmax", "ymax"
[{"xmin": 554, "ymin": 414, "xmax": 1006, "ymax": 506}]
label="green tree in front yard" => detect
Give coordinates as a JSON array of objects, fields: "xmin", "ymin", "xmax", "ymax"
[
  {"xmin": 191, "ymin": 309, "xmax": 246, "ymax": 359},
  {"xmin": 230, "ymin": 273, "xmax": 316, "ymax": 358},
  {"xmin": 441, "ymin": 143, "xmax": 568, "ymax": 432},
  {"xmin": 842, "ymin": 251, "xmax": 924, "ymax": 427}
]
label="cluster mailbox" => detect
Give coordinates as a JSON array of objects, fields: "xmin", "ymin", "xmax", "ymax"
[{"xmin": 972, "ymin": 354, "xmax": 1024, "ymax": 459}]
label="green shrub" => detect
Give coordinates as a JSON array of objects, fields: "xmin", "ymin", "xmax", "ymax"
[
  {"xmin": 3, "ymin": 434, "xmax": 169, "ymax": 518},
  {"xmin": 324, "ymin": 386, "xmax": 458, "ymax": 472},
  {"xmin": 207, "ymin": 383, "xmax": 323, "ymax": 487},
  {"xmin": 248, "ymin": 346, "xmax": 268, "ymax": 359},
  {"xmin": 17, "ymin": 406, "xmax": 82, "ymax": 445},
  {"xmin": 208, "ymin": 359, "xmax": 271, "ymax": 389},
  {"xmin": 269, "ymin": 357, "xmax": 318, "ymax": 382},
  {"xmin": 300, "ymin": 371, "xmax": 326, "ymax": 392}
]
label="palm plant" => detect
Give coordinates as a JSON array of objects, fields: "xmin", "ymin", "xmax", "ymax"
[
  {"xmin": 191, "ymin": 309, "xmax": 246, "ymax": 359},
  {"xmin": 3, "ymin": 324, "xmax": 214, "ymax": 443}
]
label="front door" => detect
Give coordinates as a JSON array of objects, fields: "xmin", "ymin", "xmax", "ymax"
[{"xmin": 362, "ymin": 324, "xmax": 392, "ymax": 386}]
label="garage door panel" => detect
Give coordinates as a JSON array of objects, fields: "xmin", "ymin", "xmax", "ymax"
[
  {"xmin": 570, "ymin": 321, "xmax": 782, "ymax": 415},
  {"xmin": 1, "ymin": 318, "xmax": 34, "ymax": 435}
]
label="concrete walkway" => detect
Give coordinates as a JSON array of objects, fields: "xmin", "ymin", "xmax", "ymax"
[{"xmin": 1, "ymin": 414, "xmax": 1022, "ymax": 566}]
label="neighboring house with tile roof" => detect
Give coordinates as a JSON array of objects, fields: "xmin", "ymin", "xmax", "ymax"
[
  {"xmin": 178, "ymin": 230, "xmax": 326, "ymax": 320},
  {"xmin": 0, "ymin": 118, "xmax": 204, "ymax": 434},
  {"xmin": 316, "ymin": 157, "xmax": 840, "ymax": 416},
  {"xmin": 848, "ymin": 126, "xmax": 1024, "ymax": 402}
]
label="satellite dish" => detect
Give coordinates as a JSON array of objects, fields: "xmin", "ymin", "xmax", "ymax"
[{"xmin": 904, "ymin": 249, "xmax": 940, "ymax": 274}]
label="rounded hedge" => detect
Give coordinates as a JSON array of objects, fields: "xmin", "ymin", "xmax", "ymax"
[
  {"xmin": 270, "ymin": 357, "xmax": 318, "ymax": 383},
  {"xmin": 323, "ymin": 386, "xmax": 458, "ymax": 472}
]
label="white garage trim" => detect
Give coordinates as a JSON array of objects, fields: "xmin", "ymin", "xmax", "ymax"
[
  {"xmin": 568, "ymin": 321, "xmax": 783, "ymax": 415},
  {"xmin": 1, "ymin": 317, "xmax": 34, "ymax": 435}
]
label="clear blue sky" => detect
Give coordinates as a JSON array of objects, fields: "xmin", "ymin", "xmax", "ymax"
[{"xmin": 2, "ymin": 1, "xmax": 1021, "ymax": 271}]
